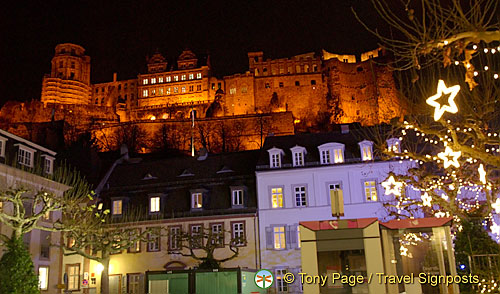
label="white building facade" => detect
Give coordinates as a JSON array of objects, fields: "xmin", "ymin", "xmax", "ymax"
[{"xmin": 255, "ymin": 129, "xmax": 412, "ymax": 293}]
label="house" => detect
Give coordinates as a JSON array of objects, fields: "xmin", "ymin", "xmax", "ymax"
[
  {"xmin": 255, "ymin": 126, "xmax": 413, "ymax": 293},
  {"xmin": 63, "ymin": 149, "xmax": 261, "ymax": 294},
  {"xmin": 0, "ymin": 129, "xmax": 69, "ymax": 293}
]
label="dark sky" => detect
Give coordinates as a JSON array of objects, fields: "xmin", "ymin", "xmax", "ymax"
[{"xmin": 1, "ymin": 0, "xmax": 385, "ymax": 104}]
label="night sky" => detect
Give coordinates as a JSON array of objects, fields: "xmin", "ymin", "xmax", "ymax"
[{"xmin": 1, "ymin": 0, "xmax": 385, "ymax": 104}]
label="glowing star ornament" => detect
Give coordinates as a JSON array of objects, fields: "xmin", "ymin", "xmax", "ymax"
[
  {"xmin": 382, "ymin": 175, "xmax": 404, "ymax": 196},
  {"xmin": 478, "ymin": 164, "xmax": 487, "ymax": 184},
  {"xmin": 426, "ymin": 79, "xmax": 460, "ymax": 121},
  {"xmin": 491, "ymin": 198, "xmax": 500, "ymax": 214},
  {"xmin": 490, "ymin": 221, "xmax": 500, "ymax": 237},
  {"xmin": 421, "ymin": 192, "xmax": 432, "ymax": 207},
  {"xmin": 437, "ymin": 146, "xmax": 461, "ymax": 168}
]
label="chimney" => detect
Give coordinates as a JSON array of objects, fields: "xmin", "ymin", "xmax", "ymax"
[
  {"xmin": 120, "ymin": 144, "xmax": 129, "ymax": 161},
  {"xmin": 341, "ymin": 124, "xmax": 350, "ymax": 134},
  {"xmin": 197, "ymin": 148, "xmax": 208, "ymax": 161},
  {"xmin": 113, "ymin": 72, "xmax": 117, "ymax": 82}
]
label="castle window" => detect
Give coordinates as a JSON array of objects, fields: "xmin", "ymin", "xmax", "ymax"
[
  {"xmin": 352, "ymin": 96, "xmax": 355, "ymax": 101},
  {"xmin": 313, "ymin": 64, "xmax": 318, "ymax": 72},
  {"xmin": 189, "ymin": 73, "xmax": 194, "ymax": 80},
  {"xmin": 255, "ymin": 68, "xmax": 259, "ymax": 76},
  {"xmin": 159, "ymin": 77, "xmax": 163, "ymax": 83},
  {"xmin": 279, "ymin": 82, "xmax": 284, "ymax": 88},
  {"xmin": 101, "ymin": 98, "xmax": 105, "ymax": 104},
  {"xmin": 304, "ymin": 65, "xmax": 309, "ymax": 72},
  {"xmin": 295, "ymin": 81, "xmax": 300, "ymax": 86},
  {"xmin": 357, "ymin": 66, "xmax": 364, "ymax": 72},
  {"xmin": 101, "ymin": 88, "xmax": 104, "ymax": 92},
  {"xmin": 241, "ymin": 86, "xmax": 247, "ymax": 93},
  {"xmin": 311, "ymin": 80, "xmax": 316, "ymax": 85},
  {"xmin": 167, "ymin": 88, "xmax": 171, "ymax": 95},
  {"xmin": 166, "ymin": 76, "xmax": 171, "ymax": 82},
  {"xmin": 279, "ymin": 65, "xmax": 284, "ymax": 74},
  {"xmin": 151, "ymin": 78, "xmax": 156, "ymax": 84},
  {"xmin": 181, "ymin": 86, "xmax": 186, "ymax": 93},
  {"xmin": 59, "ymin": 61, "xmax": 63, "ymax": 68},
  {"xmin": 159, "ymin": 88, "xmax": 164, "ymax": 95},
  {"xmin": 71, "ymin": 62, "xmax": 75, "ymax": 69},
  {"xmin": 70, "ymin": 72, "xmax": 75, "ymax": 79},
  {"xmin": 189, "ymin": 85, "xmax": 194, "ymax": 92},
  {"xmin": 174, "ymin": 87, "xmax": 178, "ymax": 93},
  {"xmin": 265, "ymin": 83, "xmax": 270, "ymax": 89},
  {"xmin": 288, "ymin": 66, "xmax": 292, "ymax": 74},
  {"xmin": 211, "ymin": 83, "xmax": 215, "ymax": 90},
  {"xmin": 181, "ymin": 75, "xmax": 186, "ymax": 81},
  {"xmin": 197, "ymin": 73, "xmax": 202, "ymax": 79},
  {"xmin": 143, "ymin": 78, "xmax": 148, "ymax": 85},
  {"xmin": 229, "ymin": 87, "xmax": 236, "ymax": 95},
  {"xmin": 197, "ymin": 85, "xmax": 201, "ymax": 91},
  {"xmin": 143, "ymin": 89, "xmax": 148, "ymax": 97},
  {"xmin": 95, "ymin": 98, "xmax": 98, "ymax": 104},
  {"xmin": 95, "ymin": 88, "xmax": 99, "ymax": 93},
  {"xmin": 174, "ymin": 76, "xmax": 179, "ymax": 81},
  {"xmin": 263, "ymin": 67, "xmax": 268, "ymax": 75},
  {"xmin": 356, "ymin": 110, "xmax": 360, "ymax": 115},
  {"xmin": 296, "ymin": 65, "xmax": 301, "ymax": 73},
  {"xmin": 343, "ymin": 58, "xmax": 348, "ymax": 63},
  {"xmin": 151, "ymin": 89, "xmax": 156, "ymax": 96},
  {"xmin": 358, "ymin": 140, "xmax": 374, "ymax": 161}
]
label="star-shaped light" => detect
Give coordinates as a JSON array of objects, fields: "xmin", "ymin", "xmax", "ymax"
[
  {"xmin": 437, "ymin": 146, "xmax": 461, "ymax": 168},
  {"xmin": 490, "ymin": 221, "xmax": 500, "ymax": 237},
  {"xmin": 382, "ymin": 175, "xmax": 403, "ymax": 196},
  {"xmin": 492, "ymin": 198, "xmax": 500, "ymax": 214},
  {"xmin": 426, "ymin": 79, "xmax": 460, "ymax": 121},
  {"xmin": 400, "ymin": 245, "xmax": 409, "ymax": 257},
  {"xmin": 434, "ymin": 211, "xmax": 446, "ymax": 218},
  {"xmin": 421, "ymin": 192, "xmax": 432, "ymax": 207},
  {"xmin": 478, "ymin": 164, "xmax": 487, "ymax": 184}
]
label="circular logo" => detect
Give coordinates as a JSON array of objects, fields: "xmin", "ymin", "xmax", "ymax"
[{"xmin": 255, "ymin": 269, "xmax": 274, "ymax": 289}]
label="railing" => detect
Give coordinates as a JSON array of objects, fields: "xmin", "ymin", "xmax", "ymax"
[{"xmin": 138, "ymin": 100, "xmax": 211, "ymax": 110}]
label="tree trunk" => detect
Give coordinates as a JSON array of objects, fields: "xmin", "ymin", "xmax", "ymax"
[{"xmin": 100, "ymin": 256, "xmax": 110, "ymax": 294}]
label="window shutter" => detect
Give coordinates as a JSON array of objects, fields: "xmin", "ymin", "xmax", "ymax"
[
  {"xmin": 265, "ymin": 227, "xmax": 273, "ymax": 249},
  {"xmin": 285, "ymin": 226, "xmax": 292, "ymax": 249},
  {"xmin": 290, "ymin": 225, "xmax": 298, "ymax": 249}
]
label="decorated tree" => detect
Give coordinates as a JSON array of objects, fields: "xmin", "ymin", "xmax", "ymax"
[
  {"xmin": 355, "ymin": 0, "xmax": 499, "ymax": 292},
  {"xmin": 169, "ymin": 226, "xmax": 245, "ymax": 269}
]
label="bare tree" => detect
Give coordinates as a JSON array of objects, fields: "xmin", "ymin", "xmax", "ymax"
[{"xmin": 169, "ymin": 227, "xmax": 245, "ymax": 269}]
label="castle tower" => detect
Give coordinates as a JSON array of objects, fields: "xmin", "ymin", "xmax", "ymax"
[
  {"xmin": 41, "ymin": 43, "xmax": 92, "ymax": 105},
  {"xmin": 177, "ymin": 49, "xmax": 197, "ymax": 69}
]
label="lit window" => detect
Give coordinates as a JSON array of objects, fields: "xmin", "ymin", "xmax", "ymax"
[
  {"xmin": 40, "ymin": 231, "xmax": 51, "ymax": 259},
  {"xmin": 364, "ymin": 181, "xmax": 378, "ymax": 201},
  {"xmin": 271, "ymin": 187, "xmax": 283, "ymax": 208},
  {"xmin": 232, "ymin": 222, "xmax": 245, "ymax": 246},
  {"xmin": 197, "ymin": 73, "xmax": 202, "ymax": 79},
  {"xmin": 241, "ymin": 86, "xmax": 247, "ymax": 93},
  {"xmin": 151, "ymin": 89, "xmax": 156, "ymax": 96},
  {"xmin": 128, "ymin": 228, "xmax": 141, "ymax": 253},
  {"xmin": 181, "ymin": 86, "xmax": 186, "ymax": 93},
  {"xmin": 232, "ymin": 190, "xmax": 243, "ymax": 206},
  {"xmin": 143, "ymin": 89, "xmax": 148, "ymax": 97},
  {"xmin": 169, "ymin": 226, "xmax": 181, "ymax": 250},
  {"xmin": 229, "ymin": 87, "xmax": 236, "ymax": 95},
  {"xmin": 112, "ymin": 200, "xmax": 122, "ymax": 215},
  {"xmin": 359, "ymin": 141, "xmax": 374, "ymax": 161},
  {"xmin": 128, "ymin": 274, "xmax": 142, "ymax": 293},
  {"xmin": 320, "ymin": 150, "xmax": 331, "ymax": 164},
  {"xmin": 181, "ymin": 75, "xmax": 186, "ymax": 81},
  {"xmin": 174, "ymin": 76, "xmax": 179, "ymax": 81},
  {"xmin": 166, "ymin": 76, "xmax": 171, "ymax": 82},
  {"xmin": 159, "ymin": 88, "xmax": 164, "ymax": 95},
  {"xmin": 294, "ymin": 186, "xmax": 307, "ymax": 207},
  {"xmin": 17, "ymin": 146, "xmax": 34, "ymax": 167},
  {"xmin": 143, "ymin": 78, "xmax": 148, "ymax": 85},
  {"xmin": 273, "ymin": 227, "xmax": 286, "ymax": 249},
  {"xmin": 386, "ymin": 138, "xmax": 401, "ymax": 154},
  {"xmin": 150, "ymin": 196, "xmax": 160, "ymax": 213},
  {"xmin": 38, "ymin": 266, "xmax": 49, "ymax": 290},
  {"xmin": 333, "ymin": 148, "xmax": 344, "ymax": 163},
  {"xmin": 174, "ymin": 87, "xmax": 178, "ymax": 93},
  {"xmin": 158, "ymin": 77, "xmax": 164, "ymax": 83},
  {"xmin": 167, "ymin": 87, "xmax": 171, "ymax": 95},
  {"xmin": 66, "ymin": 264, "xmax": 80, "ymax": 291},
  {"xmin": 189, "ymin": 73, "xmax": 194, "ymax": 80},
  {"xmin": 276, "ymin": 269, "xmax": 289, "ymax": 292},
  {"xmin": 329, "ymin": 183, "xmax": 344, "ymax": 217},
  {"xmin": 192, "ymin": 193, "xmax": 203, "ymax": 209},
  {"xmin": 147, "ymin": 227, "xmax": 161, "ymax": 252},
  {"xmin": 151, "ymin": 78, "xmax": 156, "ymax": 84}
]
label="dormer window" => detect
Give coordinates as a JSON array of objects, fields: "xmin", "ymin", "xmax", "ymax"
[
  {"xmin": 112, "ymin": 199, "xmax": 123, "ymax": 215},
  {"xmin": 41, "ymin": 155, "xmax": 55, "ymax": 175},
  {"xmin": 191, "ymin": 191, "xmax": 204, "ymax": 209},
  {"xmin": 386, "ymin": 138, "xmax": 401, "ymax": 154},
  {"xmin": 290, "ymin": 146, "xmax": 306, "ymax": 167},
  {"xmin": 267, "ymin": 148, "xmax": 284, "ymax": 168},
  {"xmin": 318, "ymin": 143, "xmax": 344, "ymax": 164},
  {"xmin": 359, "ymin": 140, "xmax": 374, "ymax": 161},
  {"xmin": 150, "ymin": 196, "xmax": 161, "ymax": 213},
  {"xmin": 15, "ymin": 144, "xmax": 36, "ymax": 167}
]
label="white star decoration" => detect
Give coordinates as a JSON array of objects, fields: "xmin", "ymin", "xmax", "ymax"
[
  {"xmin": 491, "ymin": 221, "xmax": 500, "ymax": 237},
  {"xmin": 382, "ymin": 175, "xmax": 404, "ymax": 196},
  {"xmin": 426, "ymin": 79, "xmax": 460, "ymax": 121},
  {"xmin": 478, "ymin": 164, "xmax": 487, "ymax": 184},
  {"xmin": 434, "ymin": 211, "xmax": 446, "ymax": 218},
  {"xmin": 437, "ymin": 146, "xmax": 461, "ymax": 168},
  {"xmin": 492, "ymin": 198, "xmax": 500, "ymax": 214},
  {"xmin": 421, "ymin": 192, "xmax": 432, "ymax": 207},
  {"xmin": 400, "ymin": 245, "xmax": 409, "ymax": 256}
]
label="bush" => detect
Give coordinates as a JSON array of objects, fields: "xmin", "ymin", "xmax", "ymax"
[{"xmin": 0, "ymin": 237, "xmax": 40, "ymax": 294}]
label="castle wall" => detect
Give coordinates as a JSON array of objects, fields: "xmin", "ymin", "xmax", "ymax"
[{"xmin": 223, "ymin": 72, "xmax": 255, "ymax": 115}]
